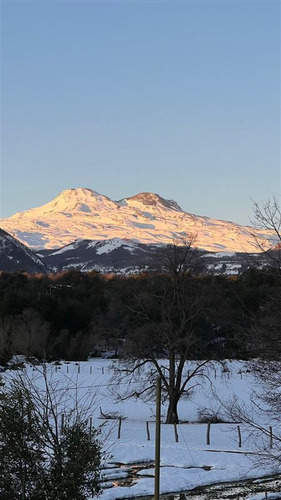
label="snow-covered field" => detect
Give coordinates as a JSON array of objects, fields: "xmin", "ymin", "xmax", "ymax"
[{"xmin": 2, "ymin": 359, "xmax": 281, "ymax": 499}]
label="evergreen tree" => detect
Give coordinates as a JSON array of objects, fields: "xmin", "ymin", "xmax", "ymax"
[
  {"xmin": 46, "ymin": 419, "xmax": 101, "ymax": 500},
  {"xmin": 0, "ymin": 382, "xmax": 46, "ymax": 500},
  {"xmin": 0, "ymin": 377, "xmax": 102, "ymax": 500}
]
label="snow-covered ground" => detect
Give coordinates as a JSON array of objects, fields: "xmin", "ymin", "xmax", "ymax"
[{"xmin": 2, "ymin": 359, "xmax": 281, "ymax": 499}]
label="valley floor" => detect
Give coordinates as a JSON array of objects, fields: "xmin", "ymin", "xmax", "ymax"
[{"xmin": 2, "ymin": 359, "xmax": 281, "ymax": 500}]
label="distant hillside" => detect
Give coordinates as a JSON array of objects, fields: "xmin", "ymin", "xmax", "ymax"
[{"xmin": 0, "ymin": 228, "xmax": 45, "ymax": 273}]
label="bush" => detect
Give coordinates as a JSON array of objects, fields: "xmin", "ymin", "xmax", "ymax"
[
  {"xmin": 0, "ymin": 379, "xmax": 102, "ymax": 500},
  {"xmin": 197, "ymin": 407, "xmax": 227, "ymax": 424}
]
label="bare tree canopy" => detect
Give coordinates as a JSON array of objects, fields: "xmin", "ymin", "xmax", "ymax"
[
  {"xmin": 251, "ymin": 196, "xmax": 281, "ymax": 274},
  {"xmin": 251, "ymin": 196, "xmax": 281, "ymax": 238},
  {"xmin": 112, "ymin": 238, "xmax": 213, "ymax": 424}
]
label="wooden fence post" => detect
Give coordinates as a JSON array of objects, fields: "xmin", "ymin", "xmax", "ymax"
[
  {"xmin": 237, "ymin": 425, "xmax": 242, "ymax": 448},
  {"xmin": 269, "ymin": 426, "xmax": 273, "ymax": 449},
  {"xmin": 206, "ymin": 423, "xmax": 211, "ymax": 445},
  {"xmin": 146, "ymin": 421, "xmax": 150, "ymax": 441},
  {"xmin": 174, "ymin": 423, "xmax": 179, "ymax": 443},
  {"xmin": 117, "ymin": 417, "xmax": 122, "ymax": 439}
]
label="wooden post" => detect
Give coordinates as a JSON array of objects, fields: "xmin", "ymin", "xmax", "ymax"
[
  {"xmin": 265, "ymin": 490, "xmax": 268, "ymax": 500},
  {"xmin": 206, "ymin": 422, "xmax": 211, "ymax": 445},
  {"xmin": 78, "ymin": 365, "xmax": 80, "ymax": 374},
  {"xmin": 90, "ymin": 365, "xmax": 92, "ymax": 375},
  {"xmin": 174, "ymin": 423, "xmax": 179, "ymax": 443},
  {"xmin": 269, "ymin": 426, "xmax": 273, "ymax": 449},
  {"xmin": 146, "ymin": 421, "xmax": 150, "ymax": 441},
  {"xmin": 89, "ymin": 416, "xmax": 92, "ymax": 436},
  {"xmin": 67, "ymin": 365, "xmax": 69, "ymax": 373},
  {"xmin": 117, "ymin": 417, "xmax": 122, "ymax": 439},
  {"xmin": 154, "ymin": 377, "xmax": 161, "ymax": 500},
  {"xmin": 237, "ymin": 425, "xmax": 242, "ymax": 448},
  {"xmin": 102, "ymin": 367, "xmax": 104, "ymax": 375}
]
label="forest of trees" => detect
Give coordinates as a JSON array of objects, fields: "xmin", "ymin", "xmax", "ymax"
[{"xmin": 0, "ymin": 264, "xmax": 279, "ymax": 366}]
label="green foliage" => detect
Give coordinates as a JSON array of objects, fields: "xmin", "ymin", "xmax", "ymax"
[
  {"xmin": 46, "ymin": 420, "xmax": 101, "ymax": 500},
  {"xmin": 0, "ymin": 381, "xmax": 102, "ymax": 500},
  {"xmin": 0, "ymin": 383, "xmax": 46, "ymax": 499}
]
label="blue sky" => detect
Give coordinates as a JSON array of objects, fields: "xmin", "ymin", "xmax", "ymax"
[{"xmin": 1, "ymin": 0, "xmax": 280, "ymax": 224}]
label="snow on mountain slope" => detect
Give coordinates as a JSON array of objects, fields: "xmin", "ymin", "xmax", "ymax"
[
  {"xmin": 39, "ymin": 238, "xmax": 158, "ymax": 273},
  {"xmin": 0, "ymin": 228, "xmax": 45, "ymax": 272},
  {"xmin": 0, "ymin": 188, "xmax": 276, "ymax": 252}
]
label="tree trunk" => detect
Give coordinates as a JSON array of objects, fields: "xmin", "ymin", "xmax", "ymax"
[{"xmin": 165, "ymin": 395, "xmax": 179, "ymax": 424}]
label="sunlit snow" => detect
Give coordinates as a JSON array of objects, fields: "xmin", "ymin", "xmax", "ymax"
[{"xmin": 0, "ymin": 188, "xmax": 276, "ymax": 252}]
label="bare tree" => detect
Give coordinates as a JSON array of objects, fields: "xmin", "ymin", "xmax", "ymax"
[
  {"xmin": 222, "ymin": 361, "xmax": 281, "ymax": 470},
  {"xmin": 13, "ymin": 309, "xmax": 50, "ymax": 359},
  {"xmin": 247, "ymin": 196, "xmax": 281, "ymax": 358},
  {"xmin": 223, "ymin": 197, "xmax": 281, "ymax": 467},
  {"xmin": 156, "ymin": 235, "xmax": 203, "ymax": 278},
  {"xmin": 246, "ymin": 292, "xmax": 281, "ymax": 359},
  {"xmin": 112, "ymin": 238, "xmax": 213, "ymax": 424},
  {"xmin": 0, "ymin": 316, "xmax": 14, "ymax": 364},
  {"xmin": 251, "ymin": 196, "xmax": 281, "ymax": 273}
]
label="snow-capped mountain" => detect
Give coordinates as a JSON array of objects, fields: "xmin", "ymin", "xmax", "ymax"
[
  {"xmin": 0, "ymin": 228, "xmax": 45, "ymax": 273},
  {"xmin": 0, "ymin": 188, "xmax": 275, "ymax": 252},
  {"xmin": 37, "ymin": 238, "xmax": 160, "ymax": 273}
]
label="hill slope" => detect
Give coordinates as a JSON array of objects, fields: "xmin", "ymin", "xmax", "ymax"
[{"xmin": 0, "ymin": 228, "xmax": 45, "ymax": 272}]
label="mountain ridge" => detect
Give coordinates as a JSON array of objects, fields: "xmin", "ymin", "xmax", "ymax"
[
  {"xmin": 0, "ymin": 228, "xmax": 45, "ymax": 273},
  {"xmin": 0, "ymin": 187, "xmax": 276, "ymax": 252}
]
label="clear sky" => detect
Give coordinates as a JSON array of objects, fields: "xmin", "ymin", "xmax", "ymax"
[{"xmin": 1, "ymin": 0, "xmax": 280, "ymax": 225}]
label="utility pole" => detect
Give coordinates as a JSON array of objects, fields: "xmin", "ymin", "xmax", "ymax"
[{"xmin": 154, "ymin": 377, "xmax": 161, "ymax": 500}]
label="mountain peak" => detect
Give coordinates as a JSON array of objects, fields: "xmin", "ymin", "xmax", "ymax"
[
  {"xmin": 16, "ymin": 188, "xmax": 118, "ymax": 218},
  {"xmin": 125, "ymin": 192, "xmax": 183, "ymax": 211},
  {"xmin": 0, "ymin": 187, "xmax": 276, "ymax": 252},
  {"xmin": 59, "ymin": 187, "xmax": 101, "ymax": 198}
]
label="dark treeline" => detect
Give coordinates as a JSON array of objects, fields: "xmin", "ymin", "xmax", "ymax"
[{"xmin": 0, "ymin": 267, "xmax": 279, "ymax": 364}]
